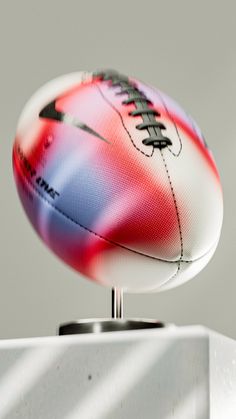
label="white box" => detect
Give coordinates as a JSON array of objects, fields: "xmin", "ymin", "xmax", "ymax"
[{"xmin": 0, "ymin": 325, "xmax": 235, "ymax": 418}]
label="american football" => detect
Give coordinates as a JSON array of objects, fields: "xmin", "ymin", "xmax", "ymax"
[{"xmin": 12, "ymin": 69, "xmax": 223, "ymax": 292}]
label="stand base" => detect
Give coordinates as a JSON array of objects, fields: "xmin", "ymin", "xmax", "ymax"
[
  {"xmin": 0, "ymin": 326, "xmax": 235, "ymax": 418},
  {"xmin": 58, "ymin": 318, "xmax": 165, "ymax": 335}
]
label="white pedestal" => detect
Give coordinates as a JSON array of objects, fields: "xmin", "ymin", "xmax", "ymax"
[{"xmin": 0, "ymin": 325, "xmax": 235, "ymax": 418}]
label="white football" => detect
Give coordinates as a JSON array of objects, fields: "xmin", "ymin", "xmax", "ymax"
[{"xmin": 12, "ymin": 69, "xmax": 223, "ymax": 292}]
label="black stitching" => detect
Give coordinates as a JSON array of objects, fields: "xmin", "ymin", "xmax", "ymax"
[
  {"xmin": 95, "ymin": 83, "xmax": 154, "ymax": 158},
  {"xmin": 162, "ymin": 261, "xmax": 181, "ymax": 285},
  {"xmin": 15, "ymin": 157, "xmax": 192, "ymax": 265},
  {"xmin": 150, "ymin": 87, "xmax": 183, "ymax": 157},
  {"xmin": 160, "ymin": 149, "xmax": 184, "ymax": 261},
  {"xmin": 159, "ymin": 148, "xmax": 183, "ymax": 283},
  {"xmin": 170, "ymin": 261, "xmax": 181, "ymax": 280}
]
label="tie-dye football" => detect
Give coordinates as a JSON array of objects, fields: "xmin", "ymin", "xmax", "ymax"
[{"xmin": 12, "ymin": 70, "xmax": 223, "ymax": 292}]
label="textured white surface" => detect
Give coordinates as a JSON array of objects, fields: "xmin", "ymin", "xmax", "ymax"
[
  {"xmin": 210, "ymin": 331, "xmax": 236, "ymax": 418},
  {"xmin": 0, "ymin": 326, "xmax": 235, "ymax": 418}
]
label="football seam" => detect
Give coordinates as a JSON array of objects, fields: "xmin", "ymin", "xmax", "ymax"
[
  {"xmin": 15, "ymin": 152, "xmax": 215, "ymax": 266},
  {"xmin": 154, "ymin": 89, "xmax": 183, "ymax": 157},
  {"xmin": 160, "ymin": 148, "xmax": 183, "ymax": 279},
  {"xmin": 95, "ymin": 83, "xmax": 154, "ymax": 158}
]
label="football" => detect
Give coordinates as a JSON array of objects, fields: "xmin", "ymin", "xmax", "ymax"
[{"xmin": 12, "ymin": 69, "xmax": 223, "ymax": 292}]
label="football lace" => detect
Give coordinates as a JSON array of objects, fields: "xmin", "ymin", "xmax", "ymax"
[{"xmin": 94, "ymin": 69, "xmax": 172, "ymax": 149}]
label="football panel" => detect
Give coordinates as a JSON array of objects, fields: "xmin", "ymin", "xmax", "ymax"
[
  {"xmin": 14, "ymin": 81, "xmax": 184, "ymax": 262},
  {"xmin": 13, "ymin": 154, "xmax": 184, "ymax": 292},
  {"xmin": 91, "ymin": 76, "xmax": 223, "ymax": 261},
  {"xmin": 13, "ymin": 151, "xmax": 218, "ymax": 293}
]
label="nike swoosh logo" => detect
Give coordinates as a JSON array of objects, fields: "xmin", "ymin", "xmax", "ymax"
[{"xmin": 39, "ymin": 101, "xmax": 110, "ymax": 144}]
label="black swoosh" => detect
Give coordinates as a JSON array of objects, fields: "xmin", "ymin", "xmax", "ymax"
[{"xmin": 39, "ymin": 101, "xmax": 110, "ymax": 144}]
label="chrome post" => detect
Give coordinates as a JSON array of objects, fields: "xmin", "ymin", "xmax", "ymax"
[{"xmin": 112, "ymin": 287, "xmax": 123, "ymax": 319}]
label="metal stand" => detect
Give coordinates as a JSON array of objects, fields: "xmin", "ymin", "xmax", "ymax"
[
  {"xmin": 58, "ymin": 287, "xmax": 164, "ymax": 335},
  {"xmin": 111, "ymin": 287, "xmax": 123, "ymax": 319}
]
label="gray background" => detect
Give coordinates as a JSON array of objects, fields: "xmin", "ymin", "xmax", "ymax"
[{"xmin": 0, "ymin": 0, "xmax": 235, "ymax": 339}]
